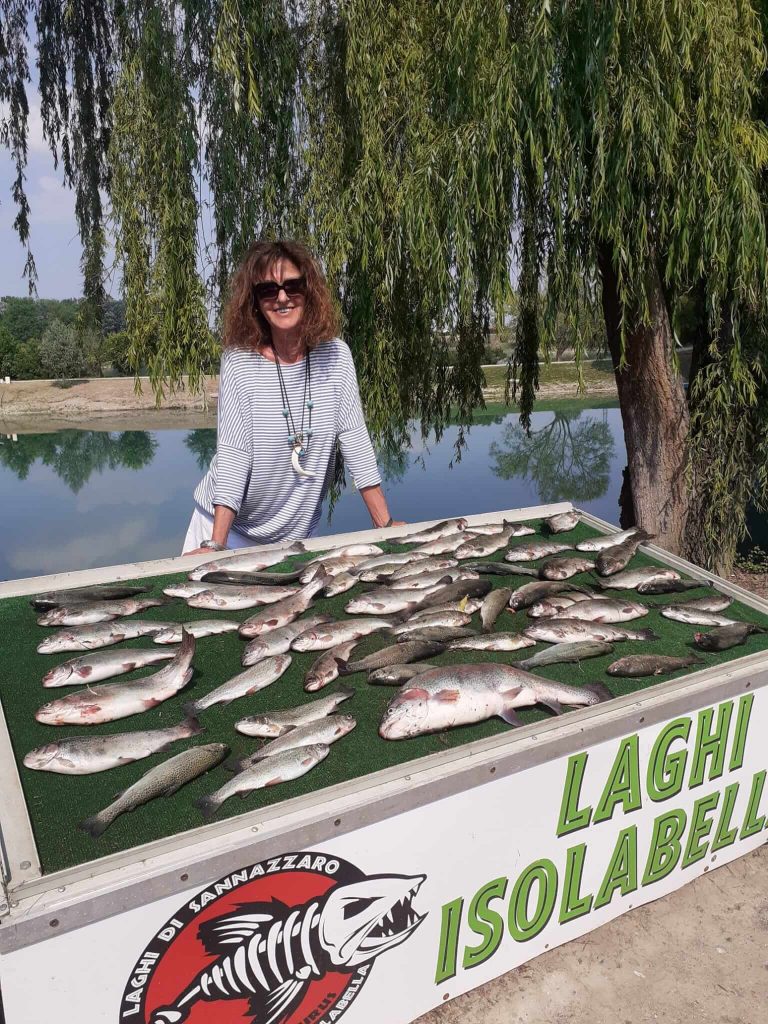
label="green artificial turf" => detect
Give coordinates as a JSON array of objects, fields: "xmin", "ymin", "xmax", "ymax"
[{"xmin": 4, "ymin": 520, "xmax": 768, "ymax": 876}]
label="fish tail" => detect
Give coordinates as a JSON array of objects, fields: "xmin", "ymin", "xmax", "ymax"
[
  {"xmin": 78, "ymin": 810, "xmax": 112, "ymax": 838},
  {"xmin": 337, "ymin": 684, "xmax": 356, "ymax": 697},
  {"xmin": 334, "ymin": 656, "xmax": 352, "ymax": 676},
  {"xmin": 583, "ymin": 683, "xmax": 614, "ymax": 704},
  {"xmin": 181, "ymin": 700, "xmax": 200, "ymax": 719},
  {"xmin": 517, "ymin": 656, "xmax": 536, "ymax": 670},
  {"xmin": 181, "ymin": 713, "xmax": 204, "ymax": 737},
  {"xmin": 223, "ymin": 754, "xmax": 252, "ymax": 774},
  {"xmin": 638, "ymin": 629, "xmax": 660, "ymax": 641},
  {"xmin": 195, "ymin": 793, "xmax": 222, "ymax": 819}
]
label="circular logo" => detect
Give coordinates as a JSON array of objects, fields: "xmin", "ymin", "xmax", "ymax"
[{"xmin": 121, "ymin": 851, "xmax": 426, "ymax": 1024}]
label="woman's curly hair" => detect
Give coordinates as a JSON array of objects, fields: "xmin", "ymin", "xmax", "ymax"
[{"xmin": 221, "ymin": 240, "xmax": 339, "ymax": 352}]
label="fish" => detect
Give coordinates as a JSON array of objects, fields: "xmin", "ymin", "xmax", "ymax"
[
  {"xmin": 539, "ymin": 556, "xmax": 594, "ymax": 581},
  {"xmin": 187, "ymin": 541, "xmax": 306, "ymax": 581},
  {"xmin": 153, "ymin": 620, "xmax": 240, "ymax": 644},
  {"xmin": 337, "ymin": 640, "xmax": 446, "ymax": 674},
  {"xmin": 399, "ymin": 626, "xmax": 478, "ymax": 642},
  {"xmin": 595, "ymin": 530, "xmax": 654, "ymax": 576},
  {"xmin": 196, "ymin": 744, "xmax": 329, "ymax": 817},
  {"xmin": 41, "ymin": 647, "xmax": 177, "ymax": 687},
  {"xmin": 322, "ymin": 571, "xmax": 360, "ymax": 596},
  {"xmin": 303, "ymin": 543, "xmax": 383, "ymax": 565},
  {"xmin": 358, "ymin": 562, "xmax": 415, "ymax": 581},
  {"xmin": 448, "ymin": 632, "xmax": 536, "ymax": 652},
  {"xmin": 186, "ymin": 584, "xmax": 300, "ymax": 611},
  {"xmin": 236, "ymin": 686, "xmax": 355, "ymax": 737},
  {"xmin": 607, "ymin": 654, "xmax": 704, "ymax": 677},
  {"xmin": 694, "ymin": 622, "xmax": 767, "ymax": 651},
  {"xmin": 423, "ymin": 597, "xmax": 486, "ymax": 615},
  {"xmin": 594, "ymin": 567, "xmax": 681, "ymax": 591},
  {"xmin": 29, "ymin": 584, "xmax": 149, "ymax": 610},
  {"xmin": 300, "ymin": 554, "xmax": 369, "ymax": 582},
  {"xmin": 344, "ymin": 585, "xmax": 439, "ymax": 616},
  {"xmin": 518, "ymin": 640, "xmax": 614, "ymax": 670},
  {"xmin": 636, "ymin": 579, "xmax": 707, "ymax": 595},
  {"xmin": 352, "ymin": 551, "xmax": 431, "ymax": 575},
  {"xmin": 661, "ymin": 594, "xmax": 732, "ymax": 613},
  {"xmin": 557, "ymin": 599, "xmax": 649, "ymax": 623},
  {"xmin": 508, "ymin": 580, "xmax": 592, "ymax": 611},
  {"xmin": 291, "ymin": 617, "xmax": 394, "ymax": 651},
  {"xmin": 414, "ymin": 578, "xmax": 493, "ymax": 611},
  {"xmin": 398, "ymin": 518, "xmax": 469, "ymax": 544},
  {"xmin": 527, "ymin": 593, "xmax": 597, "ymax": 617},
  {"xmin": 242, "ymin": 615, "xmax": 332, "ymax": 666},
  {"xmin": 480, "ymin": 588, "xmax": 514, "ymax": 632},
  {"xmin": 504, "ymin": 541, "xmax": 572, "ymax": 562},
  {"xmin": 149, "ymin": 874, "xmax": 426, "ymax": 1024},
  {"xmin": 454, "ymin": 523, "xmax": 528, "ymax": 559},
  {"xmin": 199, "ymin": 568, "xmax": 304, "ymax": 586},
  {"xmin": 464, "ymin": 562, "xmax": 539, "ymax": 577},
  {"xmin": 239, "ymin": 576, "xmax": 329, "ymax": 637},
  {"xmin": 379, "ymin": 663, "xmax": 613, "ymax": 738},
  {"xmin": 305, "ymin": 640, "xmax": 360, "ymax": 692},
  {"xmin": 368, "ymin": 664, "xmax": 441, "ymax": 685},
  {"xmin": 523, "ymin": 619, "xmax": 659, "ymax": 644},
  {"xmin": 660, "ymin": 607, "xmax": 737, "ymax": 626},
  {"xmin": 37, "ymin": 619, "xmax": 175, "ymax": 654},
  {"xmin": 163, "ymin": 581, "xmax": 220, "ymax": 599},
  {"xmin": 36, "ymin": 596, "xmax": 168, "ymax": 627},
  {"xmin": 226, "ymin": 715, "xmax": 356, "ymax": 772},
  {"xmin": 23, "ymin": 716, "xmax": 202, "ymax": 775},
  {"xmin": 36, "ymin": 630, "xmax": 196, "ymax": 726},
  {"xmin": 576, "ymin": 527, "xmax": 643, "ymax": 552},
  {"xmin": 183, "ymin": 655, "xmax": 292, "ymax": 714},
  {"xmin": 411, "ymin": 532, "xmax": 477, "ymax": 555},
  {"xmin": 390, "ymin": 610, "xmax": 472, "ymax": 634},
  {"xmin": 466, "ymin": 522, "xmax": 535, "ymax": 537},
  {"xmin": 389, "ymin": 568, "xmax": 479, "ymax": 590},
  {"xmin": 79, "ymin": 743, "xmax": 228, "ymax": 837},
  {"xmin": 390, "ymin": 557, "xmax": 459, "ymax": 580},
  {"xmin": 544, "ymin": 511, "xmax": 579, "ymax": 533}
]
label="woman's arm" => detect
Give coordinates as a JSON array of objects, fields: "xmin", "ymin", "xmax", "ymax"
[
  {"xmin": 184, "ymin": 504, "xmax": 237, "ymax": 556},
  {"xmin": 359, "ymin": 484, "xmax": 405, "ymax": 528}
]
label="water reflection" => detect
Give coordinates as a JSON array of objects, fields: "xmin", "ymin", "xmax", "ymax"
[
  {"xmin": 183, "ymin": 429, "xmax": 217, "ymax": 471},
  {"xmin": 488, "ymin": 408, "xmax": 615, "ymax": 503}
]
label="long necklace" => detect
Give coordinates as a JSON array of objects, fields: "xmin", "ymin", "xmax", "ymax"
[{"xmin": 274, "ymin": 348, "xmax": 315, "ymax": 478}]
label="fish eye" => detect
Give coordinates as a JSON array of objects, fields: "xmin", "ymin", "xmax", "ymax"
[{"xmin": 342, "ymin": 896, "xmax": 378, "ymax": 919}]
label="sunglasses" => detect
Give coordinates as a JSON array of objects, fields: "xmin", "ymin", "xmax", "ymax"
[{"xmin": 252, "ymin": 276, "xmax": 306, "ymax": 302}]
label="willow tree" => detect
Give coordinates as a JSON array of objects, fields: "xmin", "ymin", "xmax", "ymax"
[{"xmin": 2, "ymin": 1, "xmax": 767, "ymax": 569}]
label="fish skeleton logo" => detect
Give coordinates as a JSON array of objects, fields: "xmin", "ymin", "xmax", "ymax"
[{"xmin": 121, "ymin": 851, "xmax": 427, "ymax": 1024}]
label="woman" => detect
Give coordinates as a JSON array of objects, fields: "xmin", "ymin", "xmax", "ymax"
[{"xmin": 183, "ymin": 240, "xmax": 403, "ymax": 554}]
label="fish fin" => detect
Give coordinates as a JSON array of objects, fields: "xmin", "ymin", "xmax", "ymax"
[
  {"xmin": 258, "ymin": 978, "xmax": 309, "ymax": 1024},
  {"xmin": 499, "ymin": 708, "xmax": 524, "ymax": 727},
  {"xmin": 639, "ymin": 629, "xmax": 660, "ymax": 641},
  {"xmin": 435, "ymin": 689, "xmax": 461, "ymax": 702},
  {"xmin": 539, "ymin": 699, "xmax": 567, "ymax": 716},
  {"xmin": 337, "ymin": 684, "xmax": 356, "ymax": 698},
  {"xmin": 401, "ymin": 686, "xmax": 430, "ymax": 700},
  {"xmin": 198, "ymin": 904, "xmax": 286, "ymax": 955},
  {"xmin": 583, "ymin": 683, "xmax": 614, "ymax": 703}
]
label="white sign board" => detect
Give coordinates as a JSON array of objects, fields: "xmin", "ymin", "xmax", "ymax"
[{"xmin": 2, "ymin": 688, "xmax": 766, "ymax": 1023}]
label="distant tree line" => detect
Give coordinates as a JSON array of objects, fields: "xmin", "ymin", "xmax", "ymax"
[{"xmin": 0, "ymin": 295, "xmax": 134, "ymax": 380}]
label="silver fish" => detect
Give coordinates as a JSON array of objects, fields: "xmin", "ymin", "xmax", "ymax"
[
  {"xmin": 37, "ymin": 619, "xmax": 175, "ymax": 654},
  {"xmin": 300, "ymin": 554, "xmax": 368, "ymax": 582},
  {"xmin": 391, "ymin": 610, "xmax": 472, "ymax": 634},
  {"xmin": 399, "ymin": 626, "xmax": 478, "ymax": 643},
  {"xmin": 527, "ymin": 593, "xmax": 597, "ymax": 617},
  {"xmin": 352, "ymin": 551, "xmax": 431, "ymax": 575},
  {"xmin": 188, "ymin": 541, "xmax": 306, "ymax": 580},
  {"xmin": 636, "ymin": 579, "xmax": 706, "ymax": 595},
  {"xmin": 242, "ymin": 615, "xmax": 332, "ymax": 666},
  {"xmin": 344, "ymin": 586, "xmax": 437, "ymax": 616},
  {"xmin": 163, "ymin": 582, "xmax": 218, "ymax": 599},
  {"xmin": 595, "ymin": 531, "xmax": 654, "ymax": 576},
  {"xmin": 80, "ymin": 743, "xmax": 228, "ymax": 837},
  {"xmin": 239, "ymin": 576, "xmax": 328, "ymax": 637},
  {"xmin": 607, "ymin": 654, "xmax": 704, "ymax": 677},
  {"xmin": 36, "ymin": 630, "xmax": 196, "ymax": 726},
  {"xmin": 399, "ymin": 518, "xmax": 469, "ymax": 544},
  {"xmin": 186, "ymin": 584, "xmax": 299, "ymax": 610},
  {"xmin": 389, "ymin": 568, "xmax": 479, "ymax": 590},
  {"xmin": 322, "ymin": 571, "xmax": 360, "ymax": 596},
  {"xmin": 197, "ymin": 744, "xmax": 329, "ymax": 817},
  {"xmin": 184, "ymin": 655, "xmax": 292, "ymax": 713},
  {"xmin": 524, "ymin": 619, "xmax": 659, "ymax": 644},
  {"xmin": 153, "ymin": 620, "xmax": 240, "ymax": 644},
  {"xmin": 304, "ymin": 543, "xmax": 383, "ymax": 566},
  {"xmin": 559, "ymin": 599, "xmax": 649, "ymax": 623},
  {"xmin": 544, "ymin": 511, "xmax": 579, "ymax": 533},
  {"xmin": 539, "ymin": 556, "xmax": 594, "ymax": 581},
  {"xmin": 338, "ymin": 640, "xmax": 446, "ymax": 674},
  {"xmin": 379, "ymin": 664, "xmax": 612, "ymax": 738},
  {"xmin": 411, "ymin": 531, "xmax": 475, "ymax": 555},
  {"xmin": 465, "ymin": 522, "xmax": 535, "ymax": 537},
  {"xmin": 235, "ymin": 686, "xmax": 355, "ymax": 737},
  {"xmin": 368, "ymin": 664, "xmax": 441, "ymax": 685},
  {"xmin": 480, "ymin": 588, "xmax": 514, "ymax": 632},
  {"xmin": 504, "ymin": 541, "xmax": 572, "ymax": 562},
  {"xmin": 37, "ymin": 596, "xmax": 168, "ymax": 627},
  {"xmin": 662, "ymin": 594, "xmax": 732, "ymax": 613},
  {"xmin": 30, "ymin": 584, "xmax": 149, "ymax": 610},
  {"xmin": 448, "ymin": 632, "xmax": 536, "ymax": 652},
  {"xmin": 415, "ymin": 578, "xmax": 493, "ymax": 611},
  {"xmin": 291, "ymin": 617, "xmax": 394, "ymax": 651},
  {"xmin": 464, "ymin": 562, "xmax": 539, "ymax": 578},
  {"xmin": 660, "ymin": 607, "xmax": 737, "ymax": 626},
  {"xmin": 518, "ymin": 640, "xmax": 614, "ymax": 670},
  {"xmin": 455, "ymin": 524, "xmax": 527, "ymax": 560},
  {"xmin": 422, "ymin": 597, "xmax": 486, "ymax": 615},
  {"xmin": 594, "ymin": 567, "xmax": 681, "ymax": 591},
  {"xmin": 199, "ymin": 569, "xmax": 304, "ymax": 586},
  {"xmin": 390, "ymin": 557, "xmax": 459, "ymax": 580},
  {"xmin": 41, "ymin": 647, "xmax": 177, "ymax": 687},
  {"xmin": 508, "ymin": 581, "xmax": 592, "ymax": 611},
  {"xmin": 227, "ymin": 715, "xmax": 356, "ymax": 772},
  {"xmin": 358, "ymin": 562, "xmax": 415, "ymax": 582},
  {"xmin": 23, "ymin": 716, "xmax": 202, "ymax": 775},
  {"xmin": 694, "ymin": 622, "xmax": 767, "ymax": 651},
  {"xmin": 305, "ymin": 640, "xmax": 360, "ymax": 692},
  {"xmin": 576, "ymin": 527, "xmax": 643, "ymax": 552}
]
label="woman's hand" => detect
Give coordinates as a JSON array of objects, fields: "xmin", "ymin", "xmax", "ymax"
[
  {"xmin": 184, "ymin": 547, "xmax": 214, "ymax": 557},
  {"xmin": 388, "ymin": 520, "xmax": 407, "ymax": 527}
]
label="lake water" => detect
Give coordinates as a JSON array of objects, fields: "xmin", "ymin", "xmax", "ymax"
[{"xmin": 0, "ymin": 402, "xmax": 627, "ymax": 581}]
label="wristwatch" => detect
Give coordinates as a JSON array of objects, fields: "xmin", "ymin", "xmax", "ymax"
[{"xmin": 200, "ymin": 539, "xmax": 228, "ymax": 551}]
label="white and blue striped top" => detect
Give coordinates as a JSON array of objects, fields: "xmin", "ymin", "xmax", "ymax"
[{"xmin": 193, "ymin": 338, "xmax": 382, "ymax": 542}]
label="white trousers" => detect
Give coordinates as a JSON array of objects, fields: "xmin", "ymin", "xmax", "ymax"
[{"xmin": 181, "ymin": 508, "xmax": 258, "ymax": 554}]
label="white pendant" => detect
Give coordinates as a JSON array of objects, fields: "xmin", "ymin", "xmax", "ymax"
[{"xmin": 291, "ymin": 443, "xmax": 315, "ymax": 478}]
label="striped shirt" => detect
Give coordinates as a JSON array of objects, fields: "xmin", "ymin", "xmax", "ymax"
[{"xmin": 193, "ymin": 338, "xmax": 382, "ymax": 542}]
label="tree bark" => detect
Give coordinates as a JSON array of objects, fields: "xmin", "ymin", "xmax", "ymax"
[{"xmin": 598, "ymin": 244, "xmax": 690, "ymax": 553}]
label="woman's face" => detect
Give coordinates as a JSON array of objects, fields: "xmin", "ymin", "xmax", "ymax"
[{"xmin": 255, "ymin": 258, "xmax": 306, "ymax": 336}]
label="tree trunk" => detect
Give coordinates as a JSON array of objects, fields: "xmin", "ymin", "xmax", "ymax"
[{"xmin": 598, "ymin": 244, "xmax": 690, "ymax": 553}]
